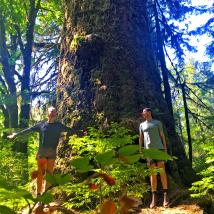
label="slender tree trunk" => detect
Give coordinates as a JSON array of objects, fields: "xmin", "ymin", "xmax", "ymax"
[
  {"xmin": 17, "ymin": 0, "xmax": 40, "ymax": 157},
  {"xmin": 153, "ymin": 1, "xmax": 173, "ymax": 116},
  {"xmin": 178, "ymin": 112, "xmax": 184, "ymax": 145},
  {"xmin": 181, "ymin": 83, "xmax": 192, "ymax": 164},
  {"xmin": 0, "ymin": 12, "xmax": 18, "ymax": 128},
  {"xmin": 19, "ymin": 0, "xmax": 40, "ymax": 128},
  {"xmin": 57, "ymin": 0, "xmax": 195, "ymax": 185}
]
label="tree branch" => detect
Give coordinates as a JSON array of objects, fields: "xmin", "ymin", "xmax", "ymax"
[
  {"xmin": 33, "ymin": 42, "xmax": 59, "ymax": 49},
  {"xmin": 187, "ymin": 86, "xmax": 213, "ymax": 111},
  {"xmin": 188, "ymin": 109, "xmax": 212, "ymax": 129},
  {"xmin": 13, "ymin": 69, "xmax": 23, "ymax": 81},
  {"xmin": 15, "ymin": 25, "xmax": 25, "ymax": 56}
]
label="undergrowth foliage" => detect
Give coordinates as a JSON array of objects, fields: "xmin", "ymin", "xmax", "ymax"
[
  {"xmin": 0, "ymin": 123, "xmax": 173, "ymax": 213},
  {"xmin": 190, "ymin": 140, "xmax": 214, "ymax": 202},
  {"xmin": 65, "ymin": 123, "xmax": 173, "ymax": 213}
]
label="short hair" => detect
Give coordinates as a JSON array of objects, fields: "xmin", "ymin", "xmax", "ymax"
[
  {"xmin": 143, "ymin": 108, "xmax": 152, "ymax": 113},
  {"xmin": 142, "ymin": 108, "xmax": 153, "ymax": 117}
]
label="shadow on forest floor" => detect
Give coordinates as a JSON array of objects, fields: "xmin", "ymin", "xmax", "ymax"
[{"xmin": 27, "ymin": 189, "xmax": 212, "ymax": 214}]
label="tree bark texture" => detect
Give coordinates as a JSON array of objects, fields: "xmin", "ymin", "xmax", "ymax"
[{"xmin": 57, "ymin": 0, "xmax": 195, "ymax": 185}]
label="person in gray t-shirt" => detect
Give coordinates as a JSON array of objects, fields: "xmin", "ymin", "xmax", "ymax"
[
  {"xmin": 139, "ymin": 108, "xmax": 169, "ymax": 208},
  {"xmin": 7, "ymin": 106, "xmax": 73, "ymax": 197}
]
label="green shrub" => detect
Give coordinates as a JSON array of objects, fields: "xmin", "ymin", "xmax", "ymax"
[
  {"xmin": 63, "ymin": 123, "xmax": 172, "ymax": 212},
  {"xmin": 190, "ymin": 141, "xmax": 214, "ymax": 202}
]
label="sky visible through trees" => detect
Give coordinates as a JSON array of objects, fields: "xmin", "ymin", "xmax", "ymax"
[{"xmin": 166, "ymin": 0, "xmax": 213, "ymax": 69}]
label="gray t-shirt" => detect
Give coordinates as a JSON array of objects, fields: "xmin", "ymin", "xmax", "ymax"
[
  {"xmin": 16, "ymin": 121, "xmax": 73, "ymax": 158},
  {"xmin": 139, "ymin": 119, "xmax": 164, "ymax": 149}
]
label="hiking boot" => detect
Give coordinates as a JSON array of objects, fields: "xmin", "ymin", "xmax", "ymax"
[
  {"xmin": 150, "ymin": 191, "xmax": 157, "ymax": 209},
  {"xmin": 163, "ymin": 192, "xmax": 169, "ymax": 207}
]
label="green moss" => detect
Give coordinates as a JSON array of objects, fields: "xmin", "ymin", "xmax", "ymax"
[{"xmin": 70, "ymin": 34, "xmax": 86, "ymax": 52}]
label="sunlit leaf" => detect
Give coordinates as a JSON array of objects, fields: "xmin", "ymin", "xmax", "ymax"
[
  {"xmin": 118, "ymin": 145, "xmax": 139, "ymax": 156},
  {"xmin": 142, "ymin": 148, "xmax": 173, "ymax": 161},
  {"xmin": 95, "ymin": 151, "xmax": 117, "ymax": 166},
  {"xmin": 126, "ymin": 154, "xmax": 141, "ymax": 164},
  {"xmin": 37, "ymin": 192, "xmax": 54, "ymax": 204},
  {"xmin": 71, "ymin": 157, "xmax": 93, "ymax": 172}
]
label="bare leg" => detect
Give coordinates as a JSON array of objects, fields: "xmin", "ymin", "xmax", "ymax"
[
  {"xmin": 37, "ymin": 158, "xmax": 47, "ymax": 195},
  {"xmin": 157, "ymin": 161, "xmax": 169, "ymax": 207},
  {"xmin": 149, "ymin": 163, "xmax": 157, "ymax": 208},
  {"xmin": 44, "ymin": 159, "xmax": 55, "ymax": 191},
  {"xmin": 157, "ymin": 161, "xmax": 167, "ymax": 189}
]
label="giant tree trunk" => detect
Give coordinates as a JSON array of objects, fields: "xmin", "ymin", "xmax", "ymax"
[{"xmin": 57, "ymin": 0, "xmax": 195, "ymax": 185}]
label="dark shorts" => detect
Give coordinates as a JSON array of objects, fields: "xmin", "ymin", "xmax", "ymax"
[
  {"xmin": 147, "ymin": 149, "xmax": 165, "ymax": 166},
  {"xmin": 37, "ymin": 148, "xmax": 56, "ymax": 160},
  {"xmin": 147, "ymin": 159, "xmax": 165, "ymax": 166},
  {"xmin": 36, "ymin": 154, "xmax": 56, "ymax": 160}
]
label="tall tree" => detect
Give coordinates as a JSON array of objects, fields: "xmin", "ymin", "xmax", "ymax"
[
  {"xmin": 147, "ymin": 0, "xmax": 213, "ymax": 164},
  {"xmin": 172, "ymin": 62, "xmax": 214, "ymax": 164},
  {"xmin": 0, "ymin": 0, "xmax": 62, "ymax": 154},
  {"xmin": 0, "ymin": 0, "xmax": 62, "ymax": 129},
  {"xmin": 0, "ymin": 0, "xmax": 41, "ymax": 129},
  {"xmin": 57, "ymin": 0, "xmax": 195, "ymax": 185},
  {"xmin": 0, "ymin": 9, "xmax": 19, "ymax": 128}
]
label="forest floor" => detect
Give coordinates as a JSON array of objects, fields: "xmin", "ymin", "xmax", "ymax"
[
  {"xmin": 134, "ymin": 190, "xmax": 209, "ymax": 214},
  {"xmin": 33, "ymin": 201, "xmax": 205, "ymax": 214},
  {"xmin": 137, "ymin": 202, "xmax": 204, "ymax": 214},
  {"xmin": 30, "ymin": 189, "xmax": 211, "ymax": 214},
  {"xmin": 138, "ymin": 206, "xmax": 203, "ymax": 214},
  {"xmin": 30, "ymin": 198, "xmax": 207, "ymax": 214}
]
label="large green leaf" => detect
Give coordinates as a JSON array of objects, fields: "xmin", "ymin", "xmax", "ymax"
[
  {"xmin": 37, "ymin": 192, "xmax": 54, "ymax": 204},
  {"xmin": 0, "ymin": 205, "xmax": 16, "ymax": 214},
  {"xmin": 95, "ymin": 151, "xmax": 117, "ymax": 166},
  {"xmin": 0, "ymin": 187, "xmax": 34, "ymax": 203},
  {"xmin": 45, "ymin": 173, "xmax": 57, "ymax": 185},
  {"xmin": 142, "ymin": 149, "xmax": 173, "ymax": 161},
  {"xmin": 16, "ymin": 189, "xmax": 35, "ymax": 202},
  {"xmin": 54, "ymin": 174, "xmax": 71, "ymax": 185},
  {"xmin": 118, "ymin": 145, "xmax": 139, "ymax": 156},
  {"xmin": 126, "ymin": 154, "xmax": 142, "ymax": 164},
  {"xmin": 71, "ymin": 157, "xmax": 93, "ymax": 172},
  {"xmin": 45, "ymin": 173, "xmax": 71, "ymax": 186}
]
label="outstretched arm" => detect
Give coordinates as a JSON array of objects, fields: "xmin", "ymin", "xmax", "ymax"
[
  {"xmin": 60, "ymin": 123, "xmax": 74, "ymax": 136},
  {"xmin": 7, "ymin": 124, "xmax": 40, "ymax": 140}
]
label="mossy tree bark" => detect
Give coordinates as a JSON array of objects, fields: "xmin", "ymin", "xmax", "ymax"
[{"xmin": 57, "ymin": 0, "xmax": 195, "ymax": 186}]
